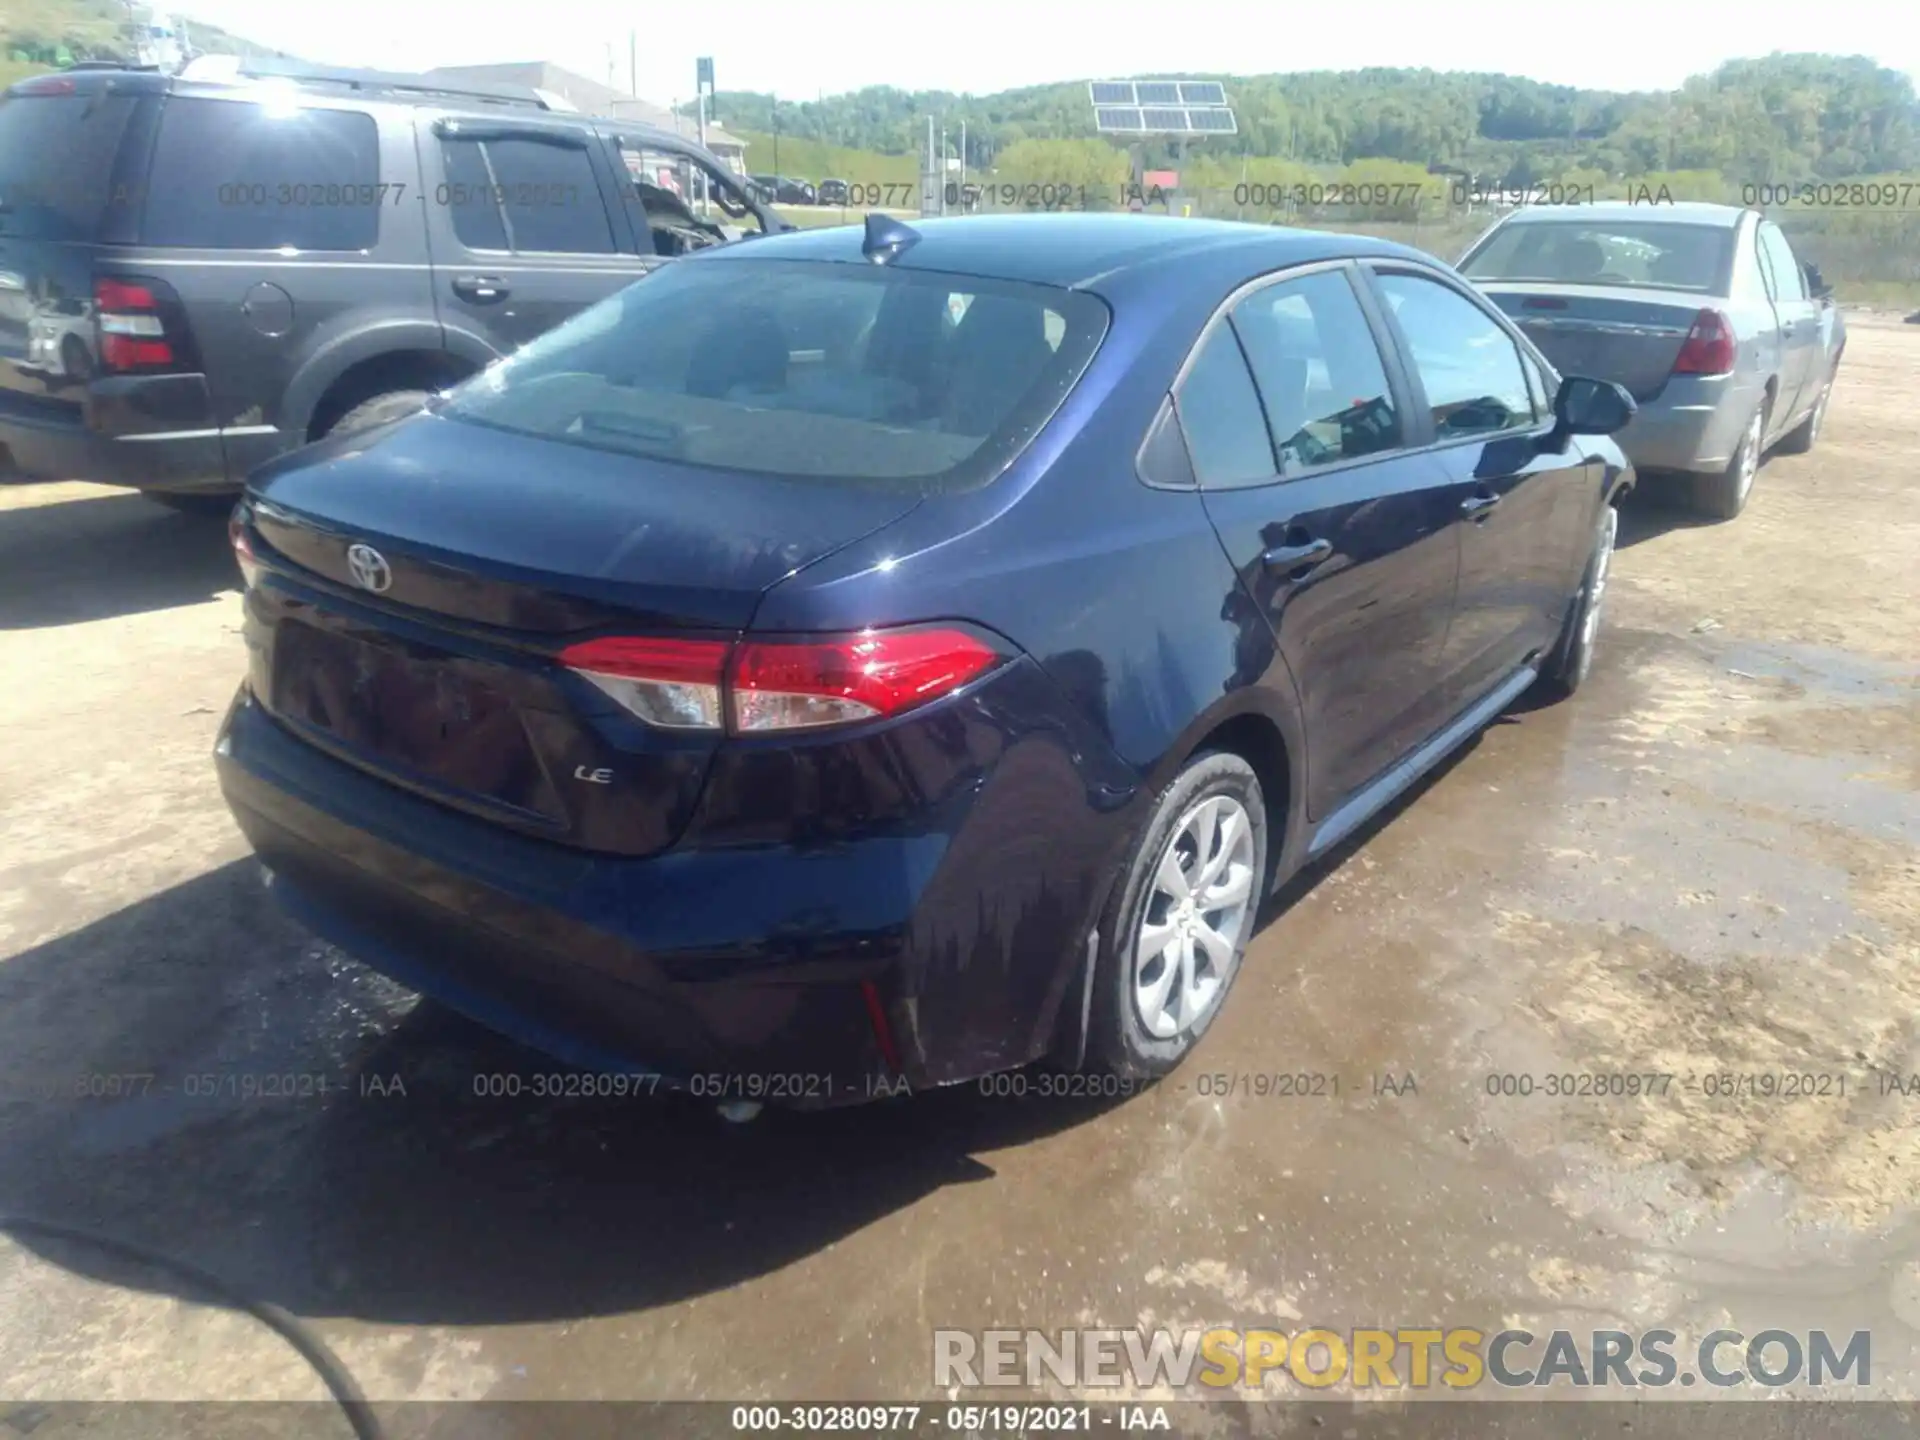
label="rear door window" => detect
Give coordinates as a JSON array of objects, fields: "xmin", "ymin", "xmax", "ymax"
[
  {"xmin": 0, "ymin": 90, "xmax": 138, "ymax": 240},
  {"xmin": 437, "ymin": 137, "xmax": 613, "ymax": 255},
  {"xmin": 1759, "ymin": 224, "xmax": 1805, "ymax": 301},
  {"xmin": 440, "ymin": 256, "xmax": 1106, "ymax": 492},
  {"xmin": 142, "ymin": 98, "xmax": 380, "ymax": 250},
  {"xmin": 1175, "ymin": 326, "xmax": 1277, "ymax": 488}
]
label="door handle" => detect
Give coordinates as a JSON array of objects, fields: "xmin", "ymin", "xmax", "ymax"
[
  {"xmin": 1460, "ymin": 491, "xmax": 1501, "ymax": 519},
  {"xmin": 1260, "ymin": 536, "xmax": 1333, "ymax": 573},
  {"xmin": 452, "ymin": 275, "xmax": 509, "ymax": 303}
]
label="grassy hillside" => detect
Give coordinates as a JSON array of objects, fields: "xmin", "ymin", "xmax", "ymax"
[
  {"xmin": 727, "ymin": 128, "xmax": 919, "ymax": 185},
  {"xmin": 0, "ymin": 0, "xmax": 292, "ymax": 83},
  {"xmin": 711, "ymin": 55, "xmax": 1920, "ymax": 190}
]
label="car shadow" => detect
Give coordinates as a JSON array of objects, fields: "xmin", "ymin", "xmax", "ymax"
[
  {"xmin": 1613, "ymin": 479, "xmax": 1722, "ymax": 550},
  {"xmin": 0, "ymin": 487, "xmax": 239, "ymax": 629},
  {"xmin": 0, "ymin": 860, "xmax": 1131, "ymax": 1326}
]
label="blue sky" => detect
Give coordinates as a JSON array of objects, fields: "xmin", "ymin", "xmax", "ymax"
[{"xmin": 176, "ymin": 0, "xmax": 1920, "ymax": 107}]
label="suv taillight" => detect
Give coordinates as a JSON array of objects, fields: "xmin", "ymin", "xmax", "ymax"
[
  {"xmin": 94, "ymin": 275, "xmax": 184, "ymax": 373},
  {"xmin": 558, "ymin": 625, "xmax": 1007, "ymax": 735},
  {"xmin": 1671, "ymin": 308, "xmax": 1736, "ymax": 376}
]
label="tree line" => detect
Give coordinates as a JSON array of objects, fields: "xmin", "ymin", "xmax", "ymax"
[{"xmin": 706, "ymin": 54, "xmax": 1919, "ymax": 186}]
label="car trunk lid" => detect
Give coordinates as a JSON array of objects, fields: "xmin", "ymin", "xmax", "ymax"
[
  {"xmin": 1478, "ymin": 283, "xmax": 1713, "ymax": 402},
  {"xmin": 242, "ymin": 410, "xmax": 922, "ymax": 856}
]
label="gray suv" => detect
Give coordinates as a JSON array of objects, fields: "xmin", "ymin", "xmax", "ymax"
[{"xmin": 0, "ymin": 59, "xmax": 780, "ymax": 508}]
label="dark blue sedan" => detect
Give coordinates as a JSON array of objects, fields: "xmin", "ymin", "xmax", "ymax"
[{"xmin": 216, "ymin": 214, "xmax": 1635, "ymax": 1105}]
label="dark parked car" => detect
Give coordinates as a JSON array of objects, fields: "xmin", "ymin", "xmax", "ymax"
[
  {"xmin": 750, "ymin": 175, "xmax": 817, "ymax": 206},
  {"xmin": 1460, "ymin": 202, "xmax": 1843, "ymax": 519},
  {"xmin": 0, "ymin": 59, "xmax": 779, "ymax": 508},
  {"xmin": 216, "ymin": 214, "xmax": 1635, "ymax": 1106},
  {"xmin": 817, "ymin": 178, "xmax": 850, "ymax": 206}
]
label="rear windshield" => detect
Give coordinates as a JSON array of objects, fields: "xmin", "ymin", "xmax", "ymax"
[
  {"xmin": 1461, "ymin": 220, "xmax": 1733, "ymax": 293},
  {"xmin": 0, "ymin": 91, "xmax": 137, "ymax": 240},
  {"xmin": 439, "ymin": 257, "xmax": 1109, "ymax": 492}
]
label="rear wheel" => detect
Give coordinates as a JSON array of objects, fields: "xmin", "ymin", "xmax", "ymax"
[
  {"xmin": 1087, "ymin": 752, "xmax": 1268, "ymax": 1079},
  {"xmin": 325, "ymin": 388, "xmax": 433, "ymax": 440},
  {"xmin": 1775, "ymin": 366, "xmax": 1835, "ymax": 455},
  {"xmin": 1535, "ymin": 502, "xmax": 1618, "ymax": 702},
  {"xmin": 1682, "ymin": 398, "xmax": 1765, "ymax": 520}
]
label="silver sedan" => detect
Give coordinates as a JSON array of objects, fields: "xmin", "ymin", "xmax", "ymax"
[{"xmin": 1459, "ymin": 201, "xmax": 1844, "ymax": 520}]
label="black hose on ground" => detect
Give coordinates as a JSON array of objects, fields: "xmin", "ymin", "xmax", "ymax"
[{"xmin": 0, "ymin": 1214, "xmax": 382, "ymax": 1440}]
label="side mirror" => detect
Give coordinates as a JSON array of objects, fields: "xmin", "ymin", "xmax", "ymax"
[
  {"xmin": 1553, "ymin": 376, "xmax": 1636, "ymax": 437},
  {"xmin": 1803, "ymin": 262, "xmax": 1831, "ymax": 299}
]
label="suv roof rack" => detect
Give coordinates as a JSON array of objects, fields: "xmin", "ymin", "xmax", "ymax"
[{"xmin": 223, "ymin": 56, "xmax": 554, "ymax": 110}]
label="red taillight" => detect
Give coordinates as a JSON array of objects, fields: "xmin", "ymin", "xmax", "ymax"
[
  {"xmin": 15, "ymin": 77, "xmax": 77, "ymax": 95},
  {"xmin": 228, "ymin": 512, "xmax": 260, "ymax": 588},
  {"xmin": 1672, "ymin": 308, "xmax": 1736, "ymax": 376},
  {"xmin": 95, "ymin": 279, "xmax": 158, "ymax": 311},
  {"xmin": 731, "ymin": 626, "xmax": 1002, "ymax": 733},
  {"xmin": 94, "ymin": 275, "xmax": 179, "ymax": 373},
  {"xmin": 557, "ymin": 625, "xmax": 1005, "ymax": 734}
]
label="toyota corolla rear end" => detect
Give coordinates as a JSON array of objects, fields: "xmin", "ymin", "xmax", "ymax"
[{"xmin": 215, "ymin": 247, "xmax": 1118, "ymax": 1103}]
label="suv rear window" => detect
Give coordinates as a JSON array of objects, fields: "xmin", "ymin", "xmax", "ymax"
[
  {"xmin": 141, "ymin": 98, "xmax": 381, "ymax": 250},
  {"xmin": 440, "ymin": 257, "xmax": 1108, "ymax": 492},
  {"xmin": 1461, "ymin": 220, "xmax": 1732, "ymax": 293},
  {"xmin": 0, "ymin": 91, "xmax": 138, "ymax": 240}
]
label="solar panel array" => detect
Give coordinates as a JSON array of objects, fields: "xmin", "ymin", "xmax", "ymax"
[{"xmin": 1087, "ymin": 80, "xmax": 1236, "ymax": 135}]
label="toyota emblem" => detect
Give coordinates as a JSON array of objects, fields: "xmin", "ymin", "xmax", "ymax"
[{"xmin": 345, "ymin": 543, "xmax": 392, "ymax": 594}]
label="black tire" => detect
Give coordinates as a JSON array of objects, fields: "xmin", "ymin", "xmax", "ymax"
[
  {"xmin": 1535, "ymin": 502, "xmax": 1618, "ymax": 702},
  {"xmin": 1774, "ymin": 366, "xmax": 1835, "ymax": 456},
  {"xmin": 325, "ymin": 389, "xmax": 432, "ymax": 440},
  {"xmin": 1086, "ymin": 751, "xmax": 1269, "ymax": 1079},
  {"xmin": 1681, "ymin": 395, "xmax": 1767, "ymax": 521},
  {"xmin": 147, "ymin": 491, "xmax": 239, "ymax": 516}
]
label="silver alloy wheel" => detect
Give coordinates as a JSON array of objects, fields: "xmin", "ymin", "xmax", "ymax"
[
  {"xmin": 1132, "ymin": 794, "xmax": 1257, "ymax": 1040},
  {"xmin": 1734, "ymin": 409, "xmax": 1762, "ymax": 502},
  {"xmin": 1575, "ymin": 504, "xmax": 1618, "ymax": 681}
]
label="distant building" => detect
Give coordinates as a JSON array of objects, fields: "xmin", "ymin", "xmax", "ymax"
[{"xmin": 425, "ymin": 62, "xmax": 748, "ymax": 175}]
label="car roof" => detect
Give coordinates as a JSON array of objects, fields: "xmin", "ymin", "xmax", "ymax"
[
  {"xmin": 700, "ymin": 213, "xmax": 1433, "ymax": 290},
  {"xmin": 4, "ymin": 65, "xmax": 701, "ymax": 152},
  {"xmin": 1498, "ymin": 201, "xmax": 1750, "ymax": 228}
]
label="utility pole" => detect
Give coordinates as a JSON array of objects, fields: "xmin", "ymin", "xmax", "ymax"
[
  {"xmin": 696, "ymin": 57, "xmax": 713, "ymax": 216},
  {"xmin": 629, "ymin": 32, "xmax": 636, "ymax": 97},
  {"xmin": 772, "ymin": 99, "xmax": 780, "ymax": 175},
  {"xmin": 938, "ymin": 124, "xmax": 947, "ymax": 214},
  {"xmin": 924, "ymin": 114, "xmax": 936, "ymax": 218}
]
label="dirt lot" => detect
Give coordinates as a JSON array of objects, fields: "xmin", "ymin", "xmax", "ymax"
[{"xmin": 0, "ymin": 319, "xmax": 1917, "ymax": 1426}]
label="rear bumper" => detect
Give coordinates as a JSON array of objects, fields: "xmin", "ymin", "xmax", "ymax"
[
  {"xmin": 0, "ymin": 374, "xmax": 282, "ymax": 492},
  {"xmin": 1612, "ymin": 374, "xmax": 1764, "ymax": 476},
  {"xmin": 215, "ymin": 673, "xmax": 1136, "ymax": 1104}
]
